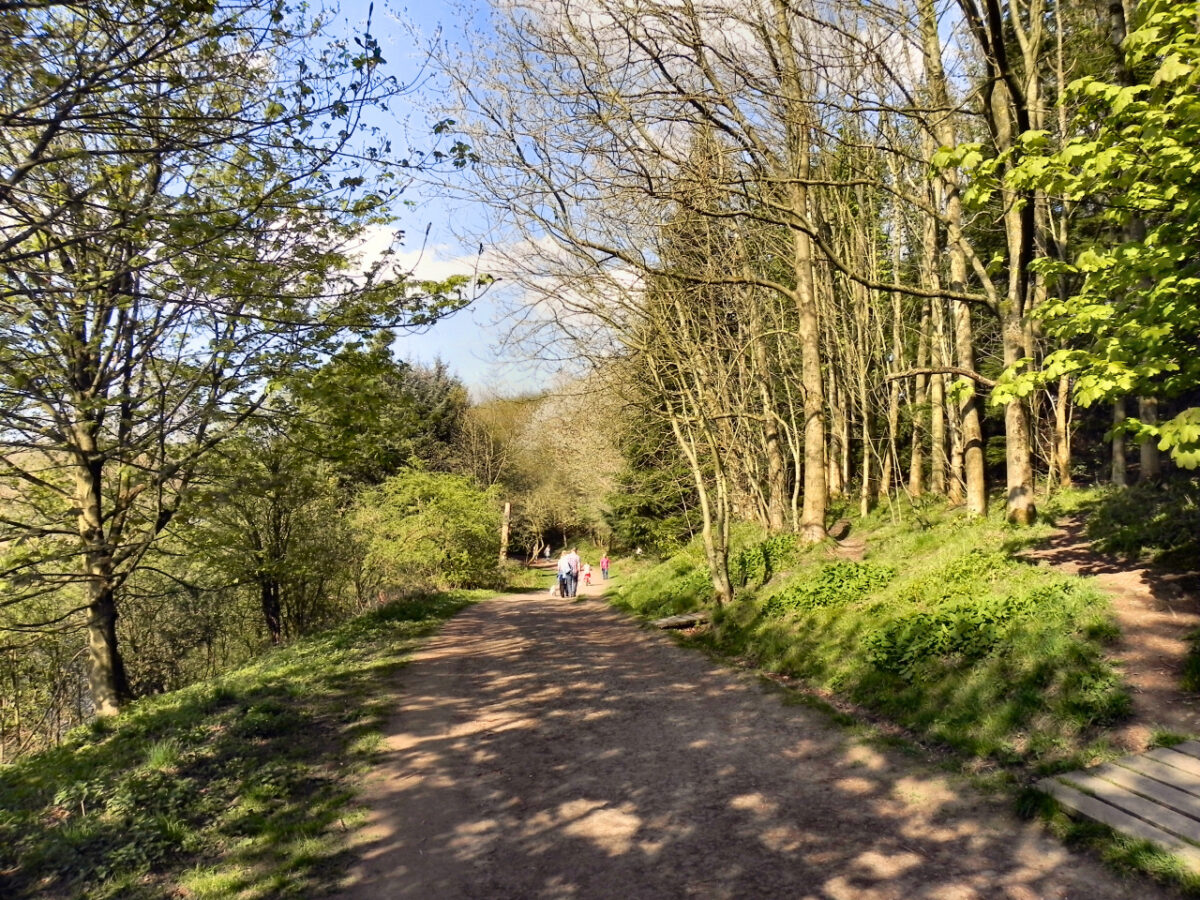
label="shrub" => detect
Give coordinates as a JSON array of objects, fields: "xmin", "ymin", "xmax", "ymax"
[
  {"xmin": 684, "ymin": 516, "xmax": 1130, "ymax": 768},
  {"xmin": 762, "ymin": 562, "xmax": 895, "ymax": 616},
  {"xmin": 1084, "ymin": 477, "xmax": 1200, "ymax": 567},
  {"xmin": 615, "ymin": 542, "xmax": 715, "ymax": 617},
  {"xmin": 731, "ymin": 534, "xmax": 800, "ymax": 589},
  {"xmin": 893, "ymin": 549, "xmax": 1012, "ymax": 605},
  {"xmin": 863, "ymin": 586, "xmax": 1077, "ymax": 678},
  {"xmin": 353, "ymin": 472, "xmax": 502, "ymax": 590}
]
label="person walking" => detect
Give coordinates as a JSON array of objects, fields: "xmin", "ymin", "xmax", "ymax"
[
  {"xmin": 600, "ymin": 554, "xmax": 610, "ymax": 580},
  {"xmin": 556, "ymin": 551, "xmax": 571, "ymax": 598},
  {"xmin": 565, "ymin": 547, "xmax": 581, "ymax": 597}
]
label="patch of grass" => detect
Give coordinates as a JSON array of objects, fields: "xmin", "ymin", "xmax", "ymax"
[
  {"xmin": 730, "ymin": 532, "xmax": 799, "ymax": 590},
  {"xmin": 0, "ymin": 591, "xmax": 472, "ymax": 900},
  {"xmin": 1073, "ymin": 476, "xmax": 1200, "ymax": 567},
  {"xmin": 611, "ymin": 554, "xmax": 716, "ymax": 617},
  {"xmin": 763, "ymin": 561, "xmax": 894, "ymax": 615},
  {"xmin": 1149, "ymin": 730, "xmax": 1193, "ymax": 749},
  {"xmin": 615, "ymin": 503, "xmax": 1130, "ymax": 775}
]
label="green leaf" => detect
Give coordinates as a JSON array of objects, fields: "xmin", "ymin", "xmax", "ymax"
[{"xmin": 1153, "ymin": 53, "xmax": 1194, "ymax": 86}]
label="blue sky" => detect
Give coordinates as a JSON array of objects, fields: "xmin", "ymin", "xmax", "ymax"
[{"xmin": 333, "ymin": 0, "xmax": 541, "ymax": 397}]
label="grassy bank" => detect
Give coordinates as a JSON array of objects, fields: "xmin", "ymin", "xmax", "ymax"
[
  {"xmin": 0, "ymin": 591, "xmax": 477, "ymax": 900},
  {"xmin": 613, "ymin": 499, "xmax": 1132, "ymax": 777}
]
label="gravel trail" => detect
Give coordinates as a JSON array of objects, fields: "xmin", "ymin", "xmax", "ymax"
[{"xmin": 336, "ymin": 587, "xmax": 1170, "ymax": 900}]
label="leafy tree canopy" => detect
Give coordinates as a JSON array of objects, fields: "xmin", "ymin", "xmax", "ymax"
[
  {"xmin": 353, "ymin": 470, "xmax": 501, "ymax": 590},
  {"xmin": 292, "ymin": 332, "xmax": 469, "ymax": 485},
  {"xmin": 998, "ymin": 0, "xmax": 1200, "ymax": 466},
  {"xmin": 0, "ymin": 0, "xmax": 478, "ymax": 714}
]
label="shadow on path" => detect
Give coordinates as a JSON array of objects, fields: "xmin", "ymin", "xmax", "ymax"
[
  {"xmin": 336, "ymin": 589, "xmax": 1166, "ymax": 900},
  {"xmin": 1023, "ymin": 518, "xmax": 1200, "ymax": 748}
]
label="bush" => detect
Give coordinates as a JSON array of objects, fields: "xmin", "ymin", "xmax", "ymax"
[
  {"xmin": 731, "ymin": 534, "xmax": 800, "ymax": 589},
  {"xmin": 863, "ymin": 583, "xmax": 1081, "ymax": 678},
  {"xmin": 354, "ymin": 472, "xmax": 502, "ymax": 590},
  {"xmin": 614, "ymin": 544, "xmax": 715, "ymax": 618},
  {"xmin": 762, "ymin": 562, "xmax": 895, "ymax": 615},
  {"xmin": 1084, "ymin": 477, "xmax": 1200, "ymax": 567}
]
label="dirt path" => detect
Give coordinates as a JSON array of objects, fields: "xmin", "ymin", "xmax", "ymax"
[
  {"xmin": 336, "ymin": 582, "xmax": 1168, "ymax": 900},
  {"xmin": 1022, "ymin": 518, "xmax": 1200, "ymax": 751}
]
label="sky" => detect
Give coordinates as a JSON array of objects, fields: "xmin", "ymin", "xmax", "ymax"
[
  {"xmin": 325, "ymin": 0, "xmax": 967, "ymax": 398},
  {"xmin": 333, "ymin": 0, "xmax": 543, "ymax": 397}
]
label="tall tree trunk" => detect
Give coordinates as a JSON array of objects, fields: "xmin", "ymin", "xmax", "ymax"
[
  {"xmin": 797, "ymin": 232, "xmax": 828, "ymax": 542},
  {"xmin": 1112, "ymin": 398, "xmax": 1128, "ymax": 486},
  {"xmin": 881, "ymin": 177, "xmax": 906, "ymax": 503},
  {"xmin": 85, "ymin": 585, "xmax": 130, "ymax": 717},
  {"xmin": 1053, "ymin": 376, "xmax": 1073, "ymax": 487},
  {"xmin": 76, "ymin": 461, "xmax": 131, "ymax": 716},
  {"xmin": 929, "ymin": 338, "xmax": 947, "ymax": 495},
  {"xmin": 956, "ymin": 0, "xmax": 1043, "ymax": 523},
  {"xmin": 747, "ymin": 288, "xmax": 788, "ymax": 531},
  {"xmin": 1139, "ymin": 397, "xmax": 1160, "ymax": 481},
  {"xmin": 669, "ymin": 413, "xmax": 733, "ymax": 606},
  {"xmin": 763, "ymin": 409, "xmax": 788, "ymax": 532},
  {"xmin": 947, "ymin": 397, "xmax": 965, "ymax": 504},
  {"xmin": 1003, "ymin": 314, "xmax": 1037, "ymax": 523},
  {"xmin": 859, "ymin": 365, "xmax": 873, "ymax": 517},
  {"xmin": 770, "ymin": 0, "xmax": 827, "ymax": 543},
  {"xmin": 920, "ymin": 159, "xmax": 948, "ymax": 497},
  {"xmin": 996, "ymin": 90, "xmax": 1038, "ymax": 525},
  {"xmin": 499, "ymin": 500, "xmax": 511, "ymax": 563},
  {"xmin": 921, "ymin": 0, "xmax": 985, "ymax": 514},
  {"xmin": 827, "ymin": 380, "xmax": 846, "ymax": 499},
  {"xmin": 909, "ymin": 299, "xmax": 930, "ymax": 497},
  {"xmin": 953, "ymin": 298, "xmax": 987, "ymax": 515},
  {"xmin": 260, "ymin": 578, "xmax": 283, "ymax": 644},
  {"xmin": 1049, "ymin": 3, "xmax": 1074, "ymax": 494}
]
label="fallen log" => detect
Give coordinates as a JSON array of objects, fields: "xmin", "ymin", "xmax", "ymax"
[{"xmin": 652, "ymin": 612, "xmax": 710, "ymax": 629}]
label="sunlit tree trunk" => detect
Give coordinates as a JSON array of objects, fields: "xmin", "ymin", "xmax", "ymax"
[
  {"xmin": 1139, "ymin": 397, "xmax": 1161, "ymax": 481},
  {"xmin": 771, "ymin": 0, "xmax": 827, "ymax": 542},
  {"xmin": 909, "ymin": 301, "xmax": 929, "ymax": 497},
  {"xmin": 1052, "ymin": 376, "xmax": 1073, "ymax": 488},
  {"xmin": 1112, "ymin": 398, "xmax": 1128, "ymax": 486},
  {"xmin": 74, "ymin": 461, "xmax": 131, "ymax": 716},
  {"xmin": 921, "ymin": 0, "xmax": 986, "ymax": 515}
]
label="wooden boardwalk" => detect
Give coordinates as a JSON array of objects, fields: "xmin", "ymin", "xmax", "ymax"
[{"xmin": 1040, "ymin": 741, "xmax": 1200, "ymax": 869}]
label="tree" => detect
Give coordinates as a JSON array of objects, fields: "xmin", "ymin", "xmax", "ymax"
[
  {"xmin": 353, "ymin": 471, "xmax": 501, "ymax": 590},
  {"xmin": 606, "ymin": 403, "xmax": 701, "ymax": 555},
  {"xmin": 1001, "ymin": 0, "xmax": 1200, "ymax": 468},
  {"xmin": 296, "ymin": 333, "xmax": 470, "ymax": 485},
  {"xmin": 181, "ymin": 421, "xmax": 351, "ymax": 646},
  {"xmin": 0, "ymin": 0, "xmax": 471, "ymax": 715}
]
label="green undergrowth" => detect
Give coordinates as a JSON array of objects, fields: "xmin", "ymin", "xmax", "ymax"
[
  {"xmin": 1047, "ymin": 476, "xmax": 1200, "ymax": 568},
  {"xmin": 614, "ymin": 502, "xmax": 1129, "ymax": 774},
  {"xmin": 0, "ymin": 591, "xmax": 476, "ymax": 900}
]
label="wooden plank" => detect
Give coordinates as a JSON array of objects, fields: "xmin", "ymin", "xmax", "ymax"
[
  {"xmin": 1119, "ymin": 754, "xmax": 1200, "ymax": 798},
  {"xmin": 1040, "ymin": 780, "xmax": 1200, "ymax": 871},
  {"xmin": 1063, "ymin": 771, "xmax": 1200, "ymax": 845},
  {"xmin": 1146, "ymin": 747, "xmax": 1200, "ymax": 780},
  {"xmin": 1091, "ymin": 762, "xmax": 1200, "ymax": 822},
  {"xmin": 1169, "ymin": 741, "xmax": 1200, "ymax": 763}
]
